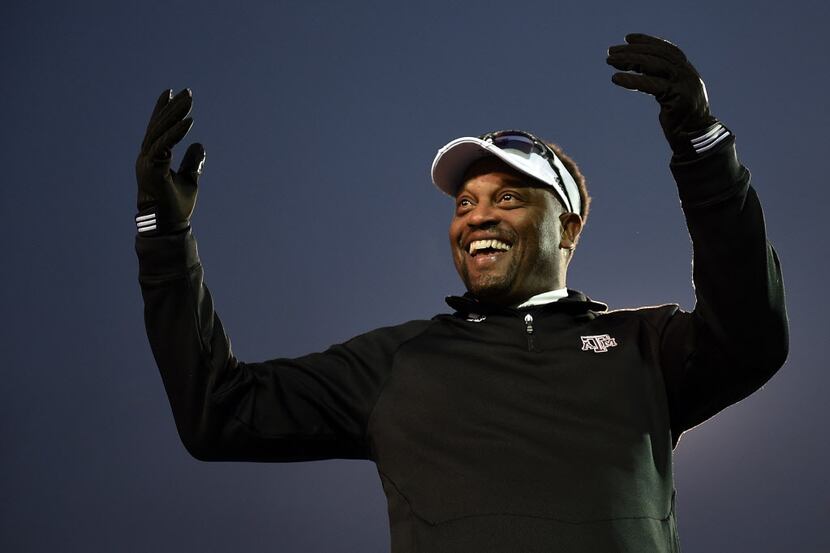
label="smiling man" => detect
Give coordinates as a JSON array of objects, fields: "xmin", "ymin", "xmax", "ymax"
[
  {"xmin": 135, "ymin": 34, "xmax": 788, "ymax": 552},
  {"xmin": 443, "ymin": 145, "xmax": 585, "ymax": 308}
]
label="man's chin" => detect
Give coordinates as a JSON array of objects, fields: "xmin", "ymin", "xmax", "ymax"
[{"xmin": 465, "ymin": 276, "xmax": 513, "ymax": 304}]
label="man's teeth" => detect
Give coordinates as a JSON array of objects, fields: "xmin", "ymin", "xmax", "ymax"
[{"xmin": 469, "ymin": 239, "xmax": 512, "ymax": 254}]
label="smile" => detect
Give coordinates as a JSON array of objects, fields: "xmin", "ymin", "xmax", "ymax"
[{"xmin": 468, "ymin": 239, "xmax": 512, "ymax": 256}]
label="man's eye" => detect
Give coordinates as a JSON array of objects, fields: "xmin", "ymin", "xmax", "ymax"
[
  {"xmin": 500, "ymin": 193, "xmax": 514, "ymax": 202},
  {"xmin": 458, "ymin": 198, "xmax": 472, "ymax": 207}
]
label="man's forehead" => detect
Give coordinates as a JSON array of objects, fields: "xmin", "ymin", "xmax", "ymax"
[{"xmin": 458, "ymin": 156, "xmax": 552, "ymax": 195}]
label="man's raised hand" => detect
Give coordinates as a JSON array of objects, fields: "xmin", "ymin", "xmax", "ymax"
[
  {"xmin": 606, "ymin": 34, "xmax": 720, "ymax": 157},
  {"xmin": 135, "ymin": 88, "xmax": 205, "ymax": 235}
]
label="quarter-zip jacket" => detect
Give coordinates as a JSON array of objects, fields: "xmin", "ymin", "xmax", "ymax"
[{"xmin": 135, "ymin": 137, "xmax": 788, "ymax": 552}]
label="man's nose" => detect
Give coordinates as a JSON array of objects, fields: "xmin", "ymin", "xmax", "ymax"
[{"xmin": 467, "ymin": 202, "xmax": 500, "ymax": 228}]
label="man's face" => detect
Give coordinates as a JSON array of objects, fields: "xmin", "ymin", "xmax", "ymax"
[{"xmin": 448, "ymin": 157, "xmax": 576, "ymax": 306}]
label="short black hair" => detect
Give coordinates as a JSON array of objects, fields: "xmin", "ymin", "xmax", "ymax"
[{"xmin": 545, "ymin": 141, "xmax": 591, "ymax": 227}]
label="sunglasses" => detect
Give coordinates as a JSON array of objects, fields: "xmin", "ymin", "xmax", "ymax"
[
  {"xmin": 479, "ymin": 130, "xmax": 579, "ymax": 214},
  {"xmin": 481, "ymin": 130, "xmax": 554, "ymax": 157}
]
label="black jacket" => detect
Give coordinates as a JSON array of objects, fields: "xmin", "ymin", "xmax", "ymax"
[{"xmin": 136, "ymin": 138, "xmax": 788, "ymax": 552}]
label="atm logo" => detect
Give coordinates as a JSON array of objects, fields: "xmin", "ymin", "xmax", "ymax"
[{"xmin": 581, "ymin": 334, "xmax": 618, "ymax": 353}]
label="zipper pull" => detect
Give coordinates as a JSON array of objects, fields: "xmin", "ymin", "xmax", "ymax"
[{"xmin": 524, "ymin": 313, "xmax": 534, "ymax": 334}]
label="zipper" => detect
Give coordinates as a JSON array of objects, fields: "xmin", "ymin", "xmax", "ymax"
[{"xmin": 523, "ymin": 313, "xmax": 535, "ymax": 351}]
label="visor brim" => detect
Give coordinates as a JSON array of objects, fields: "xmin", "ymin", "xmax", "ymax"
[{"xmin": 431, "ymin": 137, "xmax": 574, "ymax": 213}]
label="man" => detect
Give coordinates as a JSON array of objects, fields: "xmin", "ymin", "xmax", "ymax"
[{"xmin": 135, "ymin": 34, "xmax": 788, "ymax": 552}]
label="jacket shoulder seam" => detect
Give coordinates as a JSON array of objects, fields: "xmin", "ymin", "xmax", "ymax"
[{"xmin": 364, "ymin": 319, "xmax": 441, "ymax": 457}]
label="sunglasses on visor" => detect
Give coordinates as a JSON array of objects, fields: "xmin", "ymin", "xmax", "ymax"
[
  {"xmin": 479, "ymin": 130, "xmax": 579, "ymax": 214},
  {"xmin": 480, "ymin": 130, "xmax": 554, "ymax": 156}
]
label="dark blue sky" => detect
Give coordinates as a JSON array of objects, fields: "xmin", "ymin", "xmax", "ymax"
[{"xmin": 2, "ymin": 1, "xmax": 828, "ymax": 551}]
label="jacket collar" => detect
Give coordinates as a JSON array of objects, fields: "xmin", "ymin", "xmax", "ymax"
[{"xmin": 445, "ymin": 289, "xmax": 608, "ymax": 316}]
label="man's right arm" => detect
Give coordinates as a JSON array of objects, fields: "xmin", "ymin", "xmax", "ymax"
[
  {"xmin": 134, "ymin": 89, "xmax": 430, "ymax": 462},
  {"xmin": 136, "ymin": 229, "xmax": 428, "ymax": 462}
]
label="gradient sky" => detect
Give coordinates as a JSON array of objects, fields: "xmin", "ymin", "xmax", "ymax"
[{"xmin": 2, "ymin": 1, "xmax": 828, "ymax": 551}]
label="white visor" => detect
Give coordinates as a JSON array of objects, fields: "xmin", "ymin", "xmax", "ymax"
[{"xmin": 431, "ymin": 135, "xmax": 581, "ymax": 215}]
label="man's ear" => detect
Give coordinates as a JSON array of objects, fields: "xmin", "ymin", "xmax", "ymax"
[{"xmin": 559, "ymin": 212, "xmax": 583, "ymax": 251}]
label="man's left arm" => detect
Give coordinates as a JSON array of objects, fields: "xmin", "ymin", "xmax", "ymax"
[{"xmin": 608, "ymin": 34, "xmax": 789, "ymax": 443}]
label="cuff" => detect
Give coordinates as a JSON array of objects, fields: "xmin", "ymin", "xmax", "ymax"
[
  {"xmin": 670, "ymin": 121, "xmax": 733, "ymax": 163},
  {"xmin": 670, "ymin": 135, "xmax": 749, "ymax": 210},
  {"xmin": 690, "ymin": 122, "xmax": 732, "ymax": 155},
  {"xmin": 134, "ymin": 206, "xmax": 190, "ymax": 237},
  {"xmin": 136, "ymin": 227, "xmax": 200, "ymax": 280},
  {"xmin": 135, "ymin": 211, "xmax": 157, "ymax": 234}
]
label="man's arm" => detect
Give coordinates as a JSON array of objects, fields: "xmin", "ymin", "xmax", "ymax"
[
  {"xmin": 137, "ymin": 231, "xmax": 429, "ymax": 461},
  {"xmin": 607, "ymin": 35, "xmax": 789, "ymax": 444},
  {"xmin": 134, "ymin": 90, "xmax": 430, "ymax": 462},
  {"xmin": 662, "ymin": 136, "xmax": 787, "ymax": 443}
]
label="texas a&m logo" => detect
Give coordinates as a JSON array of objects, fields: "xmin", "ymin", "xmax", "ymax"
[{"xmin": 581, "ymin": 334, "xmax": 618, "ymax": 353}]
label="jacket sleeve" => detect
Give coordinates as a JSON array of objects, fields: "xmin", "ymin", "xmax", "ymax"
[
  {"xmin": 658, "ymin": 136, "xmax": 789, "ymax": 447},
  {"xmin": 136, "ymin": 229, "xmax": 429, "ymax": 462}
]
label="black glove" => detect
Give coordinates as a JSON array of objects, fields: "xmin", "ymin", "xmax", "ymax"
[
  {"xmin": 606, "ymin": 33, "xmax": 726, "ymax": 158},
  {"xmin": 135, "ymin": 88, "xmax": 205, "ymax": 235}
]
